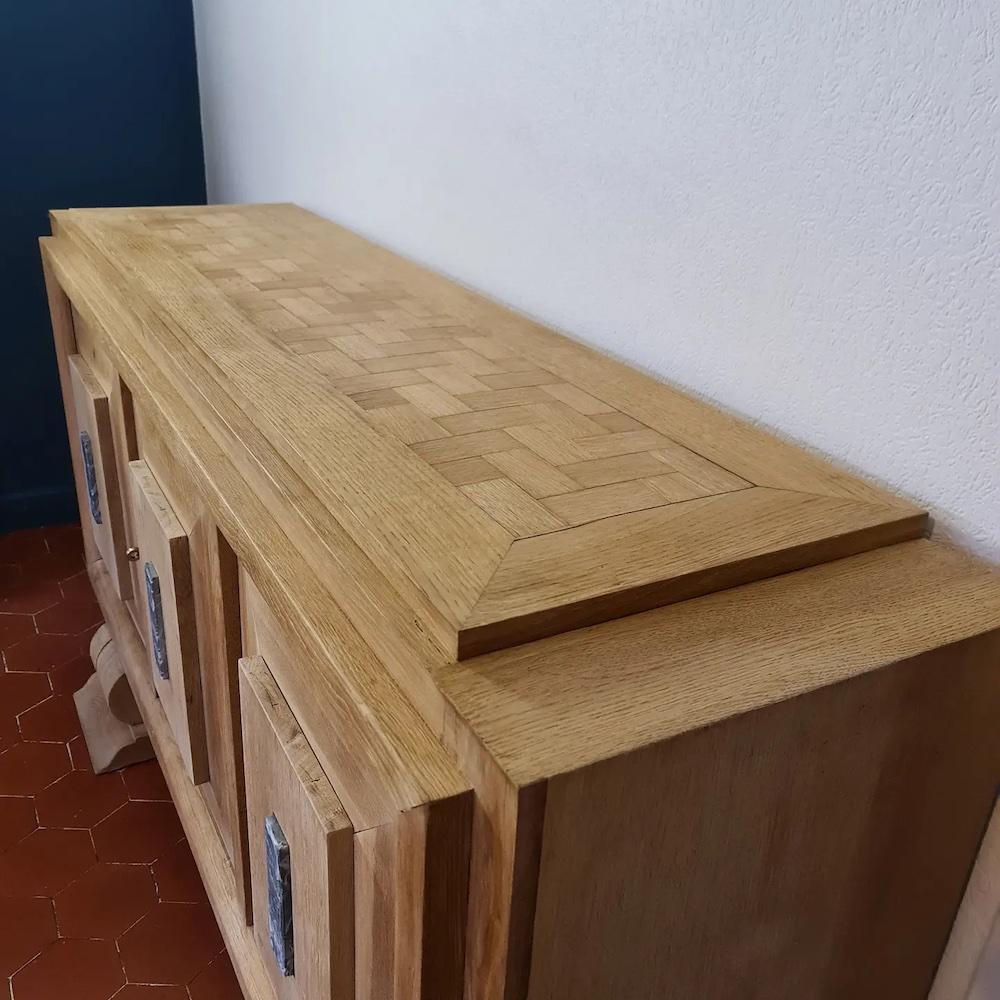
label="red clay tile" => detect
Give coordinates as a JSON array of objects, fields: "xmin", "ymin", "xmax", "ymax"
[
  {"xmin": 69, "ymin": 735, "xmax": 93, "ymax": 772},
  {"xmin": 18, "ymin": 550, "xmax": 86, "ymax": 591},
  {"xmin": 0, "ymin": 827, "xmax": 96, "ymax": 897},
  {"xmin": 0, "ymin": 671, "xmax": 51, "ymax": 716},
  {"xmin": 0, "ymin": 529, "xmax": 48, "ymax": 565},
  {"xmin": 119, "ymin": 902, "xmax": 223, "ymax": 986},
  {"xmin": 18, "ymin": 695, "xmax": 83, "ymax": 743},
  {"xmin": 0, "ymin": 579, "xmax": 62, "ymax": 616},
  {"xmin": 0, "ymin": 742, "xmax": 71, "ymax": 795},
  {"xmin": 152, "ymin": 840, "xmax": 208, "ymax": 903},
  {"xmin": 50, "ymin": 654, "xmax": 95, "ymax": 695},
  {"xmin": 59, "ymin": 569, "xmax": 95, "ymax": 603},
  {"xmin": 0, "ymin": 711, "xmax": 20, "ymax": 753},
  {"xmin": 34, "ymin": 597, "xmax": 103, "ymax": 636},
  {"xmin": 34, "ymin": 770, "xmax": 127, "ymax": 829},
  {"xmin": 3, "ymin": 632, "xmax": 85, "ymax": 672},
  {"xmin": 0, "ymin": 796, "xmax": 37, "ymax": 851},
  {"xmin": 92, "ymin": 800, "xmax": 183, "ymax": 864},
  {"xmin": 112, "ymin": 987, "xmax": 188, "ymax": 999},
  {"xmin": 0, "ymin": 896, "xmax": 57, "ymax": 978},
  {"xmin": 11, "ymin": 937, "xmax": 124, "ymax": 1000},
  {"xmin": 187, "ymin": 950, "xmax": 242, "ymax": 1000},
  {"xmin": 55, "ymin": 863, "xmax": 156, "ymax": 939},
  {"xmin": 122, "ymin": 760, "xmax": 171, "ymax": 802},
  {"xmin": 0, "ymin": 612, "xmax": 34, "ymax": 652},
  {"xmin": 43, "ymin": 522, "xmax": 83, "ymax": 550}
]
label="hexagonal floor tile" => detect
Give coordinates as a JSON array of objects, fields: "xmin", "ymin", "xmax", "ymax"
[
  {"xmin": 58, "ymin": 569, "xmax": 95, "ymax": 604},
  {"xmin": 0, "ymin": 896, "xmax": 56, "ymax": 977},
  {"xmin": 20, "ymin": 547, "xmax": 86, "ymax": 587},
  {"xmin": 0, "ymin": 529, "xmax": 48, "ymax": 564},
  {"xmin": 122, "ymin": 760, "xmax": 171, "ymax": 802},
  {"xmin": 0, "ymin": 671, "xmax": 51, "ymax": 717},
  {"xmin": 0, "ymin": 742, "xmax": 71, "ymax": 795},
  {"xmin": 112, "ymin": 985, "xmax": 188, "ymax": 999},
  {"xmin": 11, "ymin": 938, "xmax": 124, "ymax": 1000},
  {"xmin": 152, "ymin": 840, "xmax": 208, "ymax": 903},
  {"xmin": 113, "ymin": 987, "xmax": 188, "ymax": 999},
  {"xmin": 34, "ymin": 770, "xmax": 127, "ymax": 829},
  {"xmin": 18, "ymin": 695, "xmax": 83, "ymax": 743},
  {"xmin": 34, "ymin": 598, "xmax": 102, "ymax": 636},
  {"xmin": 119, "ymin": 902, "xmax": 223, "ymax": 986},
  {"xmin": 3, "ymin": 631, "xmax": 85, "ymax": 672},
  {"xmin": 92, "ymin": 800, "xmax": 184, "ymax": 864},
  {"xmin": 50, "ymin": 654, "xmax": 96, "ymax": 695},
  {"xmin": 0, "ymin": 579, "xmax": 62, "ymax": 616},
  {"xmin": 55, "ymin": 863, "xmax": 156, "ymax": 939},
  {"xmin": 0, "ymin": 612, "xmax": 34, "ymax": 652},
  {"xmin": 188, "ymin": 950, "xmax": 243, "ymax": 1000},
  {"xmin": 0, "ymin": 795, "xmax": 37, "ymax": 851},
  {"xmin": 69, "ymin": 735, "xmax": 93, "ymax": 772},
  {"xmin": 0, "ymin": 827, "xmax": 96, "ymax": 897}
]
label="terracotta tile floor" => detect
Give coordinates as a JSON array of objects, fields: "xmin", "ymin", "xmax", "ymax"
[{"xmin": 0, "ymin": 525, "xmax": 242, "ymax": 1000}]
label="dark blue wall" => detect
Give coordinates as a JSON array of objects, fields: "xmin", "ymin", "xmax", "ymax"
[{"xmin": 0, "ymin": 1, "xmax": 205, "ymax": 532}]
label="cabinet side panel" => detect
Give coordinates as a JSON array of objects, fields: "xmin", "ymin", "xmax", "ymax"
[
  {"xmin": 527, "ymin": 631, "xmax": 1000, "ymax": 1000},
  {"xmin": 40, "ymin": 246, "xmax": 94, "ymax": 562}
]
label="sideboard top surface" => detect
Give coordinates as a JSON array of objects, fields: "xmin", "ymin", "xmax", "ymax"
[{"xmin": 51, "ymin": 203, "xmax": 926, "ymax": 660}]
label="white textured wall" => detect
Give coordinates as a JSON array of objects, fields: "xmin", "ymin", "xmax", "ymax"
[{"xmin": 192, "ymin": 0, "xmax": 1000, "ymax": 559}]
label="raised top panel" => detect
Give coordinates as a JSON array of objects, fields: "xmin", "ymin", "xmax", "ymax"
[{"xmin": 52, "ymin": 204, "xmax": 926, "ymax": 658}]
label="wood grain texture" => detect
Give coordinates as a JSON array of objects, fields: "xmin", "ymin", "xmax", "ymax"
[
  {"xmin": 41, "ymin": 261, "xmax": 97, "ymax": 567},
  {"xmin": 90, "ymin": 559, "xmax": 277, "ymax": 1000},
  {"xmin": 50, "ymin": 204, "xmax": 926, "ymax": 658},
  {"xmin": 191, "ymin": 518, "xmax": 251, "ymax": 922},
  {"xmin": 439, "ymin": 539, "xmax": 1000, "ymax": 786},
  {"xmin": 240, "ymin": 654, "xmax": 354, "ymax": 1000},
  {"xmin": 931, "ymin": 800, "xmax": 1000, "ymax": 1000},
  {"xmin": 243, "ymin": 576, "xmax": 472, "ymax": 1000},
  {"xmin": 44, "ymin": 232, "xmax": 468, "ymax": 829},
  {"xmin": 68, "ymin": 353, "xmax": 132, "ymax": 599},
  {"xmin": 128, "ymin": 458, "xmax": 208, "ymax": 783},
  {"xmin": 526, "ymin": 631, "xmax": 1000, "ymax": 1000}
]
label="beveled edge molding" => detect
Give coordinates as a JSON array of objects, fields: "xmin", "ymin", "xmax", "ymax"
[{"xmin": 457, "ymin": 489, "xmax": 929, "ymax": 658}]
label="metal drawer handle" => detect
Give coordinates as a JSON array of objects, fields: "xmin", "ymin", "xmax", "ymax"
[
  {"xmin": 265, "ymin": 813, "xmax": 294, "ymax": 977},
  {"xmin": 144, "ymin": 562, "xmax": 169, "ymax": 680},
  {"xmin": 79, "ymin": 431, "xmax": 103, "ymax": 525}
]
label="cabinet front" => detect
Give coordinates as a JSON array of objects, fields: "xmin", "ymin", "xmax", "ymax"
[
  {"xmin": 67, "ymin": 353, "xmax": 132, "ymax": 599},
  {"xmin": 240, "ymin": 653, "xmax": 355, "ymax": 1000},
  {"xmin": 128, "ymin": 458, "xmax": 208, "ymax": 783}
]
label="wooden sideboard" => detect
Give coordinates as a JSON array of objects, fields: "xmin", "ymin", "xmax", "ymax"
[{"xmin": 40, "ymin": 204, "xmax": 1000, "ymax": 1000}]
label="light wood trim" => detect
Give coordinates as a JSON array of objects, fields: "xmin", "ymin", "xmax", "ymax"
[
  {"xmin": 42, "ymin": 258, "xmax": 96, "ymax": 565},
  {"xmin": 439, "ymin": 539, "xmax": 1000, "ymax": 786},
  {"xmin": 68, "ymin": 353, "xmax": 132, "ymax": 599},
  {"xmin": 89, "ymin": 558, "xmax": 272, "ymax": 1000},
  {"xmin": 460, "ymin": 486, "xmax": 926, "ymax": 656},
  {"xmin": 41, "ymin": 235, "xmax": 469, "ymax": 829},
  {"xmin": 129, "ymin": 458, "xmax": 208, "ymax": 784},
  {"xmin": 192, "ymin": 517, "xmax": 251, "ymax": 921},
  {"xmin": 240, "ymin": 654, "xmax": 354, "ymax": 1000},
  {"xmin": 49, "ymin": 206, "xmax": 926, "ymax": 660}
]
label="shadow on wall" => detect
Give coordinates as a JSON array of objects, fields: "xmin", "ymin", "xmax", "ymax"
[{"xmin": 0, "ymin": 0, "xmax": 205, "ymax": 532}]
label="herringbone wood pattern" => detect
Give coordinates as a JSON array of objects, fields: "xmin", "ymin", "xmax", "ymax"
[{"xmin": 133, "ymin": 209, "xmax": 749, "ymax": 537}]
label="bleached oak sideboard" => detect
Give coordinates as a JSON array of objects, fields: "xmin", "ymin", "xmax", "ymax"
[{"xmin": 40, "ymin": 204, "xmax": 1000, "ymax": 1000}]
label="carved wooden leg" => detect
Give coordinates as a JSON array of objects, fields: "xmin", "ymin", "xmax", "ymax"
[{"xmin": 74, "ymin": 624, "xmax": 154, "ymax": 774}]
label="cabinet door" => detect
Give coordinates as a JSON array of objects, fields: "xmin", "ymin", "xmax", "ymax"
[
  {"xmin": 240, "ymin": 654, "xmax": 355, "ymax": 1000},
  {"xmin": 67, "ymin": 354, "xmax": 131, "ymax": 598},
  {"xmin": 129, "ymin": 459, "xmax": 208, "ymax": 784}
]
